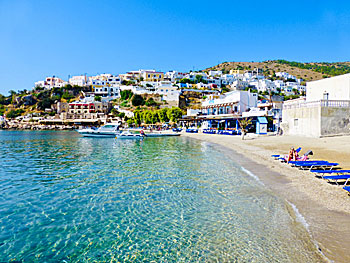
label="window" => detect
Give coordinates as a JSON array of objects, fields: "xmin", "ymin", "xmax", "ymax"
[{"xmin": 294, "ymin": 119, "xmax": 298, "ymax": 126}]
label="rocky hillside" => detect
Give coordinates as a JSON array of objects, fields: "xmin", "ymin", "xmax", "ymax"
[{"xmin": 206, "ymin": 60, "xmax": 350, "ymax": 81}]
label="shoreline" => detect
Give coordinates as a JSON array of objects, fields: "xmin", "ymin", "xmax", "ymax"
[{"xmin": 183, "ymin": 133, "xmax": 350, "ymax": 263}]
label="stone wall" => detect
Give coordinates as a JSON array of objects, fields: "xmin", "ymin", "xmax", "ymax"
[{"xmin": 321, "ymin": 107, "xmax": 350, "ymax": 137}]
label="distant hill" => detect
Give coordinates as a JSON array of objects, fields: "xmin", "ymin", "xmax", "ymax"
[{"xmin": 206, "ymin": 60, "xmax": 350, "ymax": 81}]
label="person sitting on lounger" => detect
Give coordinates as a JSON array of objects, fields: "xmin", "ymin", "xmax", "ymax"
[{"xmin": 288, "ymin": 147, "xmax": 298, "ymax": 162}]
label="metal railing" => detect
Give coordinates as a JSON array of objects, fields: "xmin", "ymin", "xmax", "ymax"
[{"xmin": 283, "ymin": 100, "xmax": 350, "ymax": 109}]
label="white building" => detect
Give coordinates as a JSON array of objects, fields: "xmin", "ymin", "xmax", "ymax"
[
  {"xmin": 156, "ymin": 83, "xmax": 180, "ymax": 104},
  {"xmin": 201, "ymin": 90, "xmax": 258, "ymax": 116},
  {"xmin": 306, "ymin": 73, "xmax": 350, "ymax": 102},
  {"xmin": 208, "ymin": 70, "xmax": 222, "ymax": 77},
  {"xmin": 249, "ymin": 79, "xmax": 277, "ymax": 93},
  {"xmin": 220, "ymin": 74, "xmax": 237, "ymax": 85},
  {"xmin": 230, "ymin": 79, "xmax": 249, "ymax": 90},
  {"xmin": 282, "ymin": 73, "xmax": 350, "ymax": 137},
  {"xmin": 69, "ymin": 75, "xmax": 88, "ymax": 86},
  {"xmin": 164, "ymin": 71, "xmax": 186, "ymax": 82},
  {"xmin": 34, "ymin": 77, "xmax": 68, "ymax": 90},
  {"xmin": 93, "ymin": 85, "xmax": 121, "ymax": 101},
  {"xmin": 89, "ymin": 74, "xmax": 121, "ymax": 86}
]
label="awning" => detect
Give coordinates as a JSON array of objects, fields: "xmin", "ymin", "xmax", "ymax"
[{"xmin": 257, "ymin": 117, "xmax": 268, "ymax": 124}]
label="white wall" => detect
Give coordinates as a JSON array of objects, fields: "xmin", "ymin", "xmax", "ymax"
[
  {"xmin": 306, "ymin": 73, "xmax": 350, "ymax": 102},
  {"xmin": 282, "ymin": 106, "xmax": 321, "ymax": 137}
]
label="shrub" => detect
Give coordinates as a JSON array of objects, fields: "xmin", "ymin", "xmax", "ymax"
[
  {"xmin": 6, "ymin": 109, "xmax": 24, "ymax": 119},
  {"xmin": 131, "ymin": 94, "xmax": 145, "ymax": 106},
  {"xmin": 145, "ymin": 98, "xmax": 157, "ymax": 107},
  {"xmin": 120, "ymin": 90, "xmax": 133, "ymax": 100}
]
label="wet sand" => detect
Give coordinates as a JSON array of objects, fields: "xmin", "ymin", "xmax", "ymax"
[{"xmin": 183, "ymin": 133, "xmax": 350, "ymax": 263}]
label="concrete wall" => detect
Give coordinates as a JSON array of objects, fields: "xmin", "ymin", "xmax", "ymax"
[
  {"xmin": 282, "ymin": 106, "xmax": 321, "ymax": 137},
  {"xmin": 320, "ymin": 107, "xmax": 350, "ymax": 137},
  {"xmin": 306, "ymin": 74, "xmax": 350, "ymax": 102}
]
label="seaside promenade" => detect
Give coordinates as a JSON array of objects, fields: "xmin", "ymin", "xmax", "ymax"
[{"xmin": 183, "ymin": 132, "xmax": 350, "ymax": 263}]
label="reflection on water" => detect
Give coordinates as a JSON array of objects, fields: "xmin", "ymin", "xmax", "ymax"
[{"xmin": 0, "ymin": 131, "xmax": 323, "ymax": 262}]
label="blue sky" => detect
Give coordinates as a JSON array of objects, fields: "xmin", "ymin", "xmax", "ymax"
[{"xmin": 0, "ymin": 0, "xmax": 349, "ymax": 94}]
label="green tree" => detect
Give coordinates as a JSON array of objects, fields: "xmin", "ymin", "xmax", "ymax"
[
  {"xmin": 167, "ymin": 107, "xmax": 183, "ymax": 123},
  {"xmin": 143, "ymin": 110, "xmax": 153, "ymax": 124},
  {"xmin": 145, "ymin": 97, "xmax": 157, "ymax": 107},
  {"xmin": 237, "ymin": 118, "xmax": 252, "ymax": 140},
  {"xmin": 0, "ymin": 105, "xmax": 5, "ymax": 115},
  {"xmin": 94, "ymin": 95, "xmax": 102, "ymax": 102},
  {"xmin": 6, "ymin": 109, "xmax": 24, "ymax": 119},
  {"xmin": 151, "ymin": 111, "xmax": 159, "ymax": 123},
  {"xmin": 133, "ymin": 110, "xmax": 142, "ymax": 126},
  {"xmin": 126, "ymin": 118, "xmax": 134, "ymax": 127},
  {"xmin": 120, "ymin": 90, "xmax": 133, "ymax": 100},
  {"xmin": 37, "ymin": 98, "xmax": 53, "ymax": 110},
  {"xmin": 118, "ymin": 112, "xmax": 125, "ymax": 119},
  {"xmin": 131, "ymin": 94, "xmax": 145, "ymax": 106},
  {"xmin": 157, "ymin": 108, "xmax": 169, "ymax": 123},
  {"xmin": 8, "ymin": 90, "xmax": 17, "ymax": 96},
  {"xmin": 62, "ymin": 91, "xmax": 74, "ymax": 100},
  {"xmin": 111, "ymin": 108, "xmax": 119, "ymax": 116}
]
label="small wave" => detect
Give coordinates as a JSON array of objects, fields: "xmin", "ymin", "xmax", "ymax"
[
  {"xmin": 240, "ymin": 167, "xmax": 264, "ymax": 186},
  {"xmin": 287, "ymin": 201, "xmax": 333, "ymax": 263},
  {"xmin": 287, "ymin": 201, "xmax": 310, "ymax": 231}
]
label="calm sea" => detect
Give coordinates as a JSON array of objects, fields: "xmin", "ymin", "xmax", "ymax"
[{"xmin": 0, "ymin": 131, "xmax": 322, "ymax": 262}]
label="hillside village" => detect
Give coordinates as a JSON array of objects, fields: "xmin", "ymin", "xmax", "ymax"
[{"xmin": 1, "ymin": 60, "xmax": 350, "ymax": 134}]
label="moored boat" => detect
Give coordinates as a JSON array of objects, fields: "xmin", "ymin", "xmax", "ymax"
[
  {"xmin": 76, "ymin": 124, "xmax": 120, "ymax": 137},
  {"xmin": 144, "ymin": 132, "xmax": 180, "ymax": 137},
  {"xmin": 116, "ymin": 131, "xmax": 144, "ymax": 139}
]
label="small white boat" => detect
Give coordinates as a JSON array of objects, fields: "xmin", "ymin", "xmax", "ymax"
[
  {"xmin": 116, "ymin": 131, "xmax": 145, "ymax": 139},
  {"xmin": 76, "ymin": 124, "xmax": 121, "ymax": 137},
  {"xmin": 144, "ymin": 132, "xmax": 181, "ymax": 137}
]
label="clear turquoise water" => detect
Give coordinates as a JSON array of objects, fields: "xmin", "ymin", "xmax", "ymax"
[{"xmin": 0, "ymin": 131, "xmax": 321, "ymax": 262}]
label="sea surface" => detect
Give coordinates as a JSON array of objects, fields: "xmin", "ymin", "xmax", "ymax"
[{"xmin": 0, "ymin": 131, "xmax": 323, "ymax": 262}]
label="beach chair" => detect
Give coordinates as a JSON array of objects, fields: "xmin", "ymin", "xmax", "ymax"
[
  {"xmin": 310, "ymin": 170, "xmax": 350, "ymax": 178},
  {"xmin": 288, "ymin": 160, "xmax": 329, "ymax": 167},
  {"xmin": 271, "ymin": 154, "xmax": 280, "ymax": 160},
  {"xmin": 295, "ymin": 162, "xmax": 339, "ymax": 170},
  {"xmin": 343, "ymin": 186, "xmax": 350, "ymax": 193},
  {"xmin": 323, "ymin": 175, "xmax": 350, "ymax": 186}
]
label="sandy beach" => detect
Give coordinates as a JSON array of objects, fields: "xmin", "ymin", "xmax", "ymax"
[{"xmin": 183, "ymin": 132, "xmax": 350, "ymax": 263}]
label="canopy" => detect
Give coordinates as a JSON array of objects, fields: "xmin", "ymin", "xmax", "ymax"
[{"xmin": 257, "ymin": 117, "xmax": 268, "ymax": 124}]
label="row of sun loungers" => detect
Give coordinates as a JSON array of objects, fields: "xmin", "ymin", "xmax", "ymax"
[
  {"xmin": 271, "ymin": 148, "xmax": 350, "ymax": 194},
  {"xmin": 202, "ymin": 129, "xmax": 242, "ymax": 135}
]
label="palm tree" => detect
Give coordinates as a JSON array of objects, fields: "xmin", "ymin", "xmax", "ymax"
[{"xmin": 237, "ymin": 118, "xmax": 252, "ymax": 140}]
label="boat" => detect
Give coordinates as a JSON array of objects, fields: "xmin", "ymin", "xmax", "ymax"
[
  {"xmin": 76, "ymin": 124, "xmax": 121, "ymax": 137},
  {"xmin": 116, "ymin": 131, "xmax": 145, "ymax": 139},
  {"xmin": 144, "ymin": 132, "xmax": 181, "ymax": 137}
]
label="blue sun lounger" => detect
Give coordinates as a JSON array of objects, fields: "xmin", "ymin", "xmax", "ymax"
[
  {"xmin": 310, "ymin": 170, "xmax": 350, "ymax": 174},
  {"xmin": 289, "ymin": 161, "xmax": 330, "ymax": 168},
  {"xmin": 343, "ymin": 186, "xmax": 350, "ymax": 193},
  {"xmin": 295, "ymin": 162, "xmax": 339, "ymax": 170},
  {"xmin": 289, "ymin": 160, "xmax": 328, "ymax": 165},
  {"xmin": 323, "ymin": 175, "xmax": 350, "ymax": 186}
]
